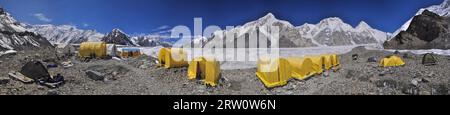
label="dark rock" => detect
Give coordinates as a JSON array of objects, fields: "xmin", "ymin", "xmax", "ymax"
[
  {"xmin": 352, "ymin": 54, "xmax": 359, "ymax": 61},
  {"xmin": 85, "ymin": 70, "xmax": 105, "ymax": 81},
  {"xmin": 47, "ymin": 90, "xmax": 59, "ymax": 95},
  {"xmin": 0, "ymin": 77, "xmax": 10, "ymax": 84},
  {"xmin": 422, "ymin": 78, "xmax": 430, "ymax": 83},
  {"xmin": 401, "ymin": 84, "xmax": 420, "ymax": 95},
  {"xmin": 394, "ymin": 51, "xmax": 401, "ymax": 55},
  {"xmin": 431, "ymin": 84, "xmax": 449, "ymax": 95},
  {"xmin": 367, "ymin": 57, "xmax": 377, "ymax": 62},
  {"xmin": 375, "ymin": 79, "xmax": 398, "ymax": 89}
]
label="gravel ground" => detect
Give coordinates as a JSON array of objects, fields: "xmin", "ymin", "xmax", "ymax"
[{"xmin": 1, "ymin": 47, "xmax": 450, "ymax": 95}]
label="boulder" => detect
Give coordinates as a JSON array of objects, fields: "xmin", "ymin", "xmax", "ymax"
[
  {"xmin": 85, "ymin": 70, "xmax": 105, "ymax": 81},
  {"xmin": 367, "ymin": 57, "xmax": 377, "ymax": 62},
  {"xmin": 0, "ymin": 77, "xmax": 10, "ymax": 84}
]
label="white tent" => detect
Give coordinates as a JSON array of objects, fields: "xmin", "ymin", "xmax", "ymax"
[{"xmin": 106, "ymin": 44, "xmax": 117, "ymax": 57}]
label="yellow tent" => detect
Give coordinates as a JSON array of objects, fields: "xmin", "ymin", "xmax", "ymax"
[
  {"xmin": 187, "ymin": 57, "xmax": 221, "ymax": 87},
  {"xmin": 321, "ymin": 55, "xmax": 333, "ymax": 70},
  {"xmin": 158, "ymin": 48, "xmax": 189, "ymax": 68},
  {"xmin": 331, "ymin": 54, "xmax": 340, "ymax": 67},
  {"xmin": 120, "ymin": 48, "xmax": 141, "ymax": 58},
  {"xmin": 380, "ymin": 55, "xmax": 405, "ymax": 67},
  {"xmin": 255, "ymin": 57, "xmax": 291, "ymax": 88},
  {"xmin": 304, "ymin": 56, "xmax": 324, "ymax": 74},
  {"xmin": 79, "ymin": 42, "xmax": 107, "ymax": 59},
  {"xmin": 120, "ymin": 51, "xmax": 141, "ymax": 58},
  {"xmin": 286, "ymin": 57, "xmax": 316, "ymax": 80}
]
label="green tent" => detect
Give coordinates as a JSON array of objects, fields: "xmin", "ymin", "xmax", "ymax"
[{"xmin": 422, "ymin": 53, "xmax": 437, "ymax": 66}]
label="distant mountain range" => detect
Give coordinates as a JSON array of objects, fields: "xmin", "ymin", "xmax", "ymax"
[
  {"xmin": 3, "ymin": 0, "xmax": 450, "ymax": 51},
  {"xmin": 1, "ymin": 6, "xmax": 170, "ymax": 50},
  {"xmin": 27, "ymin": 24, "xmax": 104, "ymax": 45},
  {"xmin": 26, "ymin": 12, "xmax": 388, "ymax": 49},
  {"xmin": 203, "ymin": 13, "xmax": 388, "ymax": 48},
  {"xmin": 27, "ymin": 24, "xmax": 170, "ymax": 47}
]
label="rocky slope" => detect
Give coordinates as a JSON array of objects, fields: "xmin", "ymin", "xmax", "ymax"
[
  {"xmin": 392, "ymin": 0, "xmax": 450, "ymax": 38},
  {"xmin": 0, "ymin": 7, "xmax": 51, "ymax": 51},
  {"xmin": 385, "ymin": 10, "xmax": 450, "ymax": 49}
]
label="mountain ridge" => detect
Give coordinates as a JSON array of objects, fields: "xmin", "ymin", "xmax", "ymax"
[
  {"xmin": 0, "ymin": 7, "xmax": 52, "ymax": 51},
  {"xmin": 203, "ymin": 13, "xmax": 388, "ymax": 48}
]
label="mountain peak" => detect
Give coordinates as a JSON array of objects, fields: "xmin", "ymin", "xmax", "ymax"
[
  {"xmin": 103, "ymin": 28, "xmax": 136, "ymax": 46},
  {"xmin": 356, "ymin": 21, "xmax": 372, "ymax": 29},
  {"xmin": 112, "ymin": 28, "xmax": 124, "ymax": 33},
  {"xmin": 257, "ymin": 13, "xmax": 278, "ymax": 22},
  {"xmin": 321, "ymin": 17, "xmax": 344, "ymax": 23},
  {"xmin": 60, "ymin": 25, "xmax": 77, "ymax": 30},
  {"xmin": 317, "ymin": 17, "xmax": 347, "ymax": 29},
  {"xmin": 239, "ymin": 12, "xmax": 294, "ymax": 28},
  {"xmin": 262, "ymin": 13, "xmax": 275, "ymax": 19}
]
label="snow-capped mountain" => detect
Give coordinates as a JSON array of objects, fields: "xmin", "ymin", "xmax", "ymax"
[
  {"xmin": 27, "ymin": 24, "xmax": 104, "ymax": 45},
  {"xmin": 28, "ymin": 24, "xmax": 170, "ymax": 47},
  {"xmin": 101, "ymin": 28, "xmax": 137, "ymax": 46},
  {"xmin": 0, "ymin": 7, "xmax": 51, "ymax": 51},
  {"xmin": 28, "ymin": 25, "xmax": 171, "ymax": 47},
  {"xmin": 131, "ymin": 35, "xmax": 172, "ymax": 47},
  {"xmin": 204, "ymin": 13, "xmax": 388, "ymax": 48},
  {"xmin": 204, "ymin": 13, "xmax": 313, "ymax": 48},
  {"xmin": 297, "ymin": 18, "xmax": 388, "ymax": 46},
  {"xmin": 392, "ymin": 0, "xmax": 450, "ymax": 39}
]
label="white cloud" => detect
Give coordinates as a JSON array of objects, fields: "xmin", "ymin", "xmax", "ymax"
[
  {"xmin": 151, "ymin": 25, "xmax": 171, "ymax": 32},
  {"xmin": 32, "ymin": 13, "xmax": 52, "ymax": 22},
  {"xmin": 156, "ymin": 29, "xmax": 172, "ymax": 34},
  {"xmin": 149, "ymin": 25, "xmax": 173, "ymax": 36},
  {"xmin": 156, "ymin": 25, "xmax": 170, "ymax": 30},
  {"xmin": 82, "ymin": 23, "xmax": 89, "ymax": 27}
]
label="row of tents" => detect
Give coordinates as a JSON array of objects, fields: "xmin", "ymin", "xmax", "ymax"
[
  {"xmin": 77, "ymin": 42, "xmax": 142, "ymax": 59},
  {"xmin": 256, "ymin": 55, "xmax": 340, "ymax": 88},
  {"xmin": 156, "ymin": 48, "xmax": 439, "ymax": 88},
  {"xmin": 156, "ymin": 48, "xmax": 340, "ymax": 88},
  {"xmin": 254, "ymin": 54, "xmax": 411, "ymax": 88}
]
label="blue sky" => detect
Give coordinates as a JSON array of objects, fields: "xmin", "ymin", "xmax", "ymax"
[{"xmin": 0, "ymin": 0, "xmax": 445, "ymax": 35}]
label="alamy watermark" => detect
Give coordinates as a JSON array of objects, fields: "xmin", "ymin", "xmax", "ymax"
[{"xmin": 168, "ymin": 18, "xmax": 280, "ymax": 62}]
